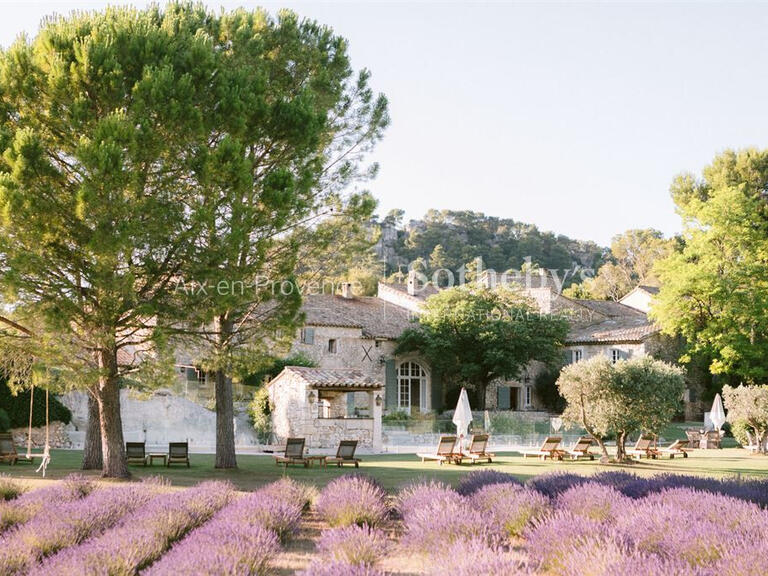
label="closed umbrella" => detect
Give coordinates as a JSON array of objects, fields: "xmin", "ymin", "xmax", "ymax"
[
  {"xmin": 453, "ymin": 388, "xmax": 473, "ymax": 449},
  {"xmin": 710, "ymin": 394, "xmax": 726, "ymax": 431}
]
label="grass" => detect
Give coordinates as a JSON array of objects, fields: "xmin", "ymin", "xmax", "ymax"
[{"xmin": 1, "ymin": 447, "xmax": 766, "ymax": 492}]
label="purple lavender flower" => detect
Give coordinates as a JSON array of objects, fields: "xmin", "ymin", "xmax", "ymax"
[
  {"xmin": 471, "ymin": 483, "xmax": 550, "ymax": 537},
  {"xmin": 299, "ymin": 560, "xmax": 385, "ymax": 576},
  {"xmin": 35, "ymin": 481, "xmax": 233, "ymax": 576},
  {"xmin": 395, "ymin": 479, "xmax": 456, "ymax": 520},
  {"xmin": 1, "ymin": 484, "xmax": 153, "ymax": 575},
  {"xmin": 315, "ymin": 475, "xmax": 389, "ymax": 527},
  {"xmin": 428, "ymin": 537, "xmax": 530, "ymax": 575},
  {"xmin": 526, "ymin": 471, "xmax": 588, "ymax": 498},
  {"xmin": 555, "ymin": 482, "xmax": 630, "ymax": 523},
  {"xmin": 258, "ymin": 478, "xmax": 317, "ymax": 512},
  {"xmin": 222, "ymin": 491, "xmax": 302, "ymax": 543},
  {"xmin": 455, "ymin": 469, "xmax": 521, "ymax": 497},
  {"xmin": 524, "ymin": 510, "xmax": 607, "ymax": 572},
  {"xmin": 317, "ymin": 524, "xmax": 388, "ymax": 566}
]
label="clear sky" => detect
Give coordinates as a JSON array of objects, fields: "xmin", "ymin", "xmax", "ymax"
[{"xmin": 2, "ymin": 1, "xmax": 767, "ymax": 245}]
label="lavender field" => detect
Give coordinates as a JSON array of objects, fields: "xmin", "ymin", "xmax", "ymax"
[{"xmin": 1, "ymin": 471, "xmax": 767, "ymax": 575}]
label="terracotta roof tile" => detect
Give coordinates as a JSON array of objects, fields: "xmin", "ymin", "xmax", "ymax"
[
  {"xmin": 283, "ymin": 366, "xmax": 382, "ymax": 389},
  {"xmin": 301, "ymin": 294, "xmax": 414, "ymax": 339}
]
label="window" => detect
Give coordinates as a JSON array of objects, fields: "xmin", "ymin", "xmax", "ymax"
[
  {"xmin": 611, "ymin": 349, "xmax": 622, "ymax": 364},
  {"xmin": 397, "ymin": 361, "xmax": 427, "ymax": 412},
  {"xmin": 572, "ymin": 349, "xmax": 583, "ymax": 363},
  {"xmin": 374, "ymin": 340, "xmax": 382, "ymax": 349},
  {"xmin": 300, "ymin": 327, "xmax": 315, "ymax": 344},
  {"xmin": 524, "ymin": 385, "xmax": 533, "ymax": 408},
  {"xmin": 328, "ymin": 339, "xmax": 338, "ymax": 354}
]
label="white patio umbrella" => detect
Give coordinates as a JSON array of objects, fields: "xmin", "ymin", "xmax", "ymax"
[
  {"xmin": 710, "ymin": 393, "xmax": 726, "ymax": 431},
  {"xmin": 453, "ymin": 388, "xmax": 473, "ymax": 449}
]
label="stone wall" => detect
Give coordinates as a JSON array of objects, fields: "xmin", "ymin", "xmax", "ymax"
[{"xmin": 10, "ymin": 421, "xmax": 73, "ymax": 450}]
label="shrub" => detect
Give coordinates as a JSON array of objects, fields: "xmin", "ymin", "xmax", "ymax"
[
  {"xmin": 555, "ymin": 482, "xmax": 630, "ymax": 523},
  {"xmin": 456, "ymin": 469, "xmax": 521, "ymax": 496},
  {"xmin": 0, "ymin": 381, "xmax": 72, "ymax": 427},
  {"xmin": 471, "ymin": 483, "xmax": 550, "ymax": 537},
  {"xmin": 0, "ymin": 476, "xmax": 24, "ymax": 501},
  {"xmin": 317, "ymin": 524, "xmax": 388, "ymax": 566},
  {"xmin": 428, "ymin": 538, "xmax": 529, "ymax": 576},
  {"xmin": 315, "ymin": 475, "xmax": 389, "ymax": 527},
  {"xmin": 0, "ymin": 409, "xmax": 10, "ymax": 432},
  {"xmin": 248, "ymin": 386, "xmax": 272, "ymax": 442},
  {"xmin": 524, "ymin": 511, "xmax": 607, "ymax": 572},
  {"xmin": 395, "ymin": 479, "xmax": 455, "ymax": 519},
  {"xmin": 299, "ymin": 561, "xmax": 385, "ymax": 576},
  {"xmin": 228, "ymin": 492, "xmax": 302, "ymax": 543},
  {"xmin": 526, "ymin": 472, "xmax": 588, "ymax": 498},
  {"xmin": 259, "ymin": 478, "xmax": 317, "ymax": 512}
]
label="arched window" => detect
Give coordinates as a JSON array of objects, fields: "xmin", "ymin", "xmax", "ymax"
[{"xmin": 397, "ymin": 361, "xmax": 427, "ymax": 413}]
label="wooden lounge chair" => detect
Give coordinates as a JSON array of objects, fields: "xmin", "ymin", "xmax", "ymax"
[
  {"xmin": 417, "ymin": 436, "xmax": 462, "ymax": 465},
  {"xmin": 126, "ymin": 442, "xmax": 148, "ymax": 466},
  {"xmin": 167, "ymin": 442, "xmax": 190, "ymax": 467},
  {"xmin": 657, "ymin": 439, "xmax": 691, "ymax": 459},
  {"xmin": 703, "ymin": 430, "xmax": 722, "ymax": 449},
  {"xmin": 0, "ymin": 433, "xmax": 18, "ymax": 465},
  {"xmin": 461, "ymin": 434, "xmax": 495, "ymax": 464},
  {"xmin": 326, "ymin": 440, "xmax": 361, "ymax": 468},
  {"xmin": 565, "ymin": 436, "xmax": 596, "ymax": 460},
  {"xmin": 627, "ymin": 436, "xmax": 658, "ymax": 459},
  {"xmin": 522, "ymin": 436, "xmax": 564, "ymax": 460},
  {"xmin": 274, "ymin": 437, "xmax": 309, "ymax": 467}
]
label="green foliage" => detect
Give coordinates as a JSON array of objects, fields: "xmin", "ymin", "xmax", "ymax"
[
  {"xmin": 243, "ymin": 353, "xmax": 317, "ymax": 387},
  {"xmin": 565, "ymin": 229, "xmax": 671, "ymax": 301},
  {"xmin": 652, "ymin": 149, "xmax": 768, "ymax": 382},
  {"xmin": 396, "ymin": 285, "xmax": 569, "ymax": 409},
  {"xmin": 0, "ymin": 380, "xmax": 72, "ymax": 428},
  {"xmin": 558, "ymin": 356, "xmax": 685, "ymax": 459},
  {"xmin": 0, "ymin": 408, "xmax": 9, "ymax": 432},
  {"xmin": 381, "ymin": 410, "xmax": 410, "ymax": 422},
  {"xmin": 247, "ymin": 386, "xmax": 273, "ymax": 443},
  {"xmin": 722, "ymin": 384, "xmax": 768, "ymax": 453},
  {"xmin": 378, "ymin": 209, "xmax": 605, "ymax": 279},
  {"xmin": 533, "ymin": 367, "xmax": 566, "ymax": 413}
]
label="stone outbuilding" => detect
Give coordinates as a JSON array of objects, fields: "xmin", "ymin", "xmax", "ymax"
[{"xmin": 267, "ymin": 366, "xmax": 384, "ymax": 451}]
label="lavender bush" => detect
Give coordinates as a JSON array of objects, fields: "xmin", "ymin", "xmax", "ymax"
[
  {"xmin": 471, "ymin": 483, "xmax": 550, "ymax": 537},
  {"xmin": 0, "ymin": 474, "xmax": 94, "ymax": 533},
  {"xmin": 456, "ymin": 469, "xmax": 521, "ymax": 496},
  {"xmin": 220, "ymin": 491, "xmax": 301, "ymax": 543},
  {"xmin": 35, "ymin": 481, "xmax": 233, "ymax": 576},
  {"xmin": 524, "ymin": 511, "xmax": 607, "ymax": 573},
  {"xmin": 428, "ymin": 538, "xmax": 530, "ymax": 576},
  {"xmin": 526, "ymin": 472, "xmax": 589, "ymax": 498},
  {"xmin": 395, "ymin": 479, "xmax": 455, "ymax": 520},
  {"xmin": 555, "ymin": 482, "xmax": 629, "ymax": 523},
  {"xmin": 0, "ymin": 476, "xmax": 24, "ymax": 501},
  {"xmin": 258, "ymin": 478, "xmax": 317, "ymax": 512},
  {"xmin": 317, "ymin": 524, "xmax": 388, "ymax": 566},
  {"xmin": 142, "ymin": 494, "xmax": 283, "ymax": 576},
  {"xmin": 315, "ymin": 475, "xmax": 389, "ymax": 527},
  {"xmin": 299, "ymin": 561, "xmax": 385, "ymax": 576},
  {"xmin": 0, "ymin": 484, "xmax": 154, "ymax": 575}
]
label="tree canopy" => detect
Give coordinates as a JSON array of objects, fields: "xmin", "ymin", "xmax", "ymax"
[
  {"xmin": 723, "ymin": 384, "xmax": 768, "ymax": 454},
  {"xmin": 396, "ymin": 285, "xmax": 569, "ymax": 409},
  {"xmin": 651, "ymin": 149, "xmax": 768, "ymax": 382},
  {"xmin": 558, "ymin": 355, "xmax": 685, "ymax": 460}
]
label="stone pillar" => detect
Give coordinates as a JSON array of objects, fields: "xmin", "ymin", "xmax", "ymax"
[{"xmin": 371, "ymin": 389, "xmax": 383, "ymax": 453}]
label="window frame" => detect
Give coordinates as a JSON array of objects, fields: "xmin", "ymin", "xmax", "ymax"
[{"xmin": 328, "ymin": 339, "xmax": 338, "ymax": 354}]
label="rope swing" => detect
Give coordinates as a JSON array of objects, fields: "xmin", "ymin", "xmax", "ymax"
[{"xmin": 25, "ymin": 384, "xmax": 51, "ymax": 477}]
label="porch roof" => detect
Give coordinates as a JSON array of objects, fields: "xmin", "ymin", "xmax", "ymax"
[{"xmin": 277, "ymin": 366, "xmax": 383, "ymax": 390}]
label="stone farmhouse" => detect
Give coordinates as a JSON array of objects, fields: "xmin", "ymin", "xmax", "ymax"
[{"xmin": 265, "ymin": 270, "xmax": 664, "ymax": 450}]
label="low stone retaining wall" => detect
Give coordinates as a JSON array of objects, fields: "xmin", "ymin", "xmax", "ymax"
[{"xmin": 10, "ymin": 421, "xmax": 73, "ymax": 449}]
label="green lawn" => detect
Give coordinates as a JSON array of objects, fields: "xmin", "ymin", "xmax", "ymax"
[{"xmin": 3, "ymin": 448, "xmax": 766, "ymax": 492}]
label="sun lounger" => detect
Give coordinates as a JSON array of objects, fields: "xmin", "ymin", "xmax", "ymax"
[
  {"xmin": 461, "ymin": 434, "xmax": 495, "ymax": 464},
  {"xmin": 417, "ymin": 435, "xmax": 462, "ymax": 465},
  {"xmin": 275, "ymin": 437, "xmax": 309, "ymax": 467},
  {"xmin": 167, "ymin": 442, "xmax": 190, "ymax": 467},
  {"xmin": 627, "ymin": 436, "xmax": 658, "ymax": 459},
  {"xmin": 565, "ymin": 436, "xmax": 596, "ymax": 460},
  {"xmin": 326, "ymin": 440, "xmax": 361, "ymax": 468},
  {"xmin": 126, "ymin": 442, "xmax": 148, "ymax": 466},
  {"xmin": 657, "ymin": 439, "xmax": 691, "ymax": 459},
  {"xmin": 522, "ymin": 436, "xmax": 564, "ymax": 460}
]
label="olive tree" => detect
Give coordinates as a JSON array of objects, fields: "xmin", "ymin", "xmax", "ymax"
[
  {"xmin": 558, "ymin": 355, "xmax": 685, "ymax": 461},
  {"xmin": 723, "ymin": 384, "xmax": 768, "ymax": 454}
]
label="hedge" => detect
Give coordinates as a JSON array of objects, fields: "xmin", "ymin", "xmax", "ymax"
[{"xmin": 0, "ymin": 379, "xmax": 72, "ymax": 428}]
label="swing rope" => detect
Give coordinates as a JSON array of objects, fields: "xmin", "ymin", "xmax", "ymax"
[{"xmin": 25, "ymin": 384, "xmax": 52, "ymax": 477}]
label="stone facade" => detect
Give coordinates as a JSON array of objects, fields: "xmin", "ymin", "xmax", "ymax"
[{"xmin": 267, "ymin": 367, "xmax": 383, "ymax": 451}]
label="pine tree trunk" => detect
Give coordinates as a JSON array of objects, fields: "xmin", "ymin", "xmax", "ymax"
[
  {"xmin": 97, "ymin": 348, "xmax": 129, "ymax": 478},
  {"xmin": 81, "ymin": 391, "xmax": 103, "ymax": 470},
  {"xmin": 214, "ymin": 315, "xmax": 237, "ymax": 469}
]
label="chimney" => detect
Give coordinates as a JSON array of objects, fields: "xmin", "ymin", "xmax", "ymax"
[
  {"xmin": 407, "ymin": 270, "xmax": 418, "ymax": 296},
  {"xmin": 341, "ymin": 282, "xmax": 354, "ymax": 299}
]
